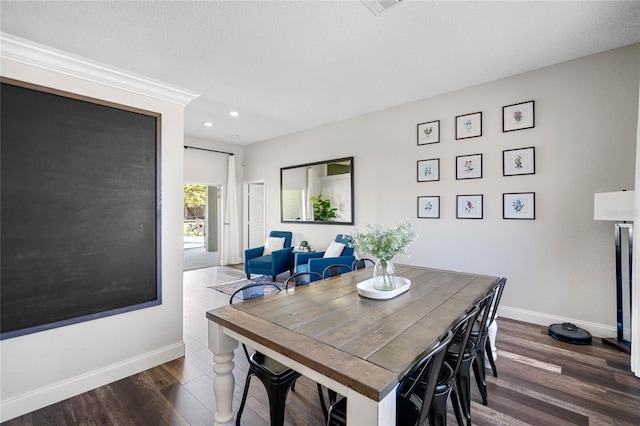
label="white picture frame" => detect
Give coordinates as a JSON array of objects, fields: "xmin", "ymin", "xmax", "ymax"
[
  {"xmin": 503, "ymin": 192, "xmax": 535, "ymax": 219},
  {"xmin": 456, "ymin": 111, "xmax": 482, "ymax": 139},
  {"xmin": 417, "ymin": 120, "xmax": 440, "ymax": 145},
  {"xmin": 457, "ymin": 194, "xmax": 483, "ymax": 219},
  {"xmin": 417, "ymin": 196, "xmax": 440, "ymax": 218},
  {"xmin": 503, "ymin": 100, "xmax": 535, "ymax": 132},
  {"xmin": 456, "ymin": 153, "xmax": 483, "ymax": 180},
  {"xmin": 503, "ymin": 147, "xmax": 535, "ymax": 176},
  {"xmin": 417, "ymin": 158, "xmax": 440, "ymax": 182}
]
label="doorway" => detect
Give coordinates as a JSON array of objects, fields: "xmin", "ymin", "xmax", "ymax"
[
  {"xmin": 184, "ymin": 183, "xmax": 221, "ymax": 270},
  {"xmin": 244, "ymin": 181, "xmax": 266, "ymax": 250}
]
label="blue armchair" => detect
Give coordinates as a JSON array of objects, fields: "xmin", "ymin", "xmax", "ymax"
[
  {"xmin": 245, "ymin": 231, "xmax": 294, "ymax": 281},
  {"xmin": 294, "ymin": 234, "xmax": 355, "ymax": 282}
]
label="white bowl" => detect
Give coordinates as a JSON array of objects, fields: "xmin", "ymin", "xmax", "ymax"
[{"xmin": 356, "ymin": 277, "xmax": 411, "ymax": 300}]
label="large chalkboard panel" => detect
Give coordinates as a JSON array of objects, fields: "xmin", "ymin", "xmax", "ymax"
[{"xmin": 1, "ymin": 79, "xmax": 161, "ymax": 339}]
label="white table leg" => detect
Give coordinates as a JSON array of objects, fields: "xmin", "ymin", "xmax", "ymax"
[
  {"xmin": 488, "ymin": 319, "xmax": 498, "ymax": 362},
  {"xmin": 208, "ymin": 322, "xmax": 239, "ymax": 426},
  {"xmin": 346, "ymin": 386, "xmax": 396, "ymax": 426}
]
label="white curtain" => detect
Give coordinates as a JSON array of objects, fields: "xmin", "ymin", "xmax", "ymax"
[
  {"xmin": 220, "ymin": 155, "xmax": 242, "ymax": 265},
  {"xmin": 631, "ymin": 82, "xmax": 640, "ymax": 378},
  {"xmin": 306, "ymin": 167, "xmax": 315, "ymax": 221}
]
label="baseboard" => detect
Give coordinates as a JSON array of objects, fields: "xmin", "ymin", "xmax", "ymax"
[
  {"xmin": 499, "ymin": 306, "xmax": 616, "ymax": 339},
  {"xmin": 0, "ymin": 341, "xmax": 185, "ymax": 422}
]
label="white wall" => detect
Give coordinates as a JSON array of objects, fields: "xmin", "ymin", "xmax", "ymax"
[
  {"xmin": 242, "ymin": 43, "xmax": 640, "ymax": 337},
  {"xmin": 0, "ymin": 60, "xmax": 186, "ymax": 420},
  {"xmin": 184, "ymin": 135, "xmax": 244, "ymax": 186},
  {"xmin": 183, "ymin": 136, "xmax": 245, "ymax": 258}
]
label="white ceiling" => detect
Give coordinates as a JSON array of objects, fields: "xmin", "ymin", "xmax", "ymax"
[{"xmin": 1, "ymin": 1, "xmax": 639, "ymax": 145}]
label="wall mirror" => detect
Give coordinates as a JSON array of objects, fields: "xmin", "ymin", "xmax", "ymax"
[{"xmin": 281, "ymin": 156, "xmax": 354, "ymax": 225}]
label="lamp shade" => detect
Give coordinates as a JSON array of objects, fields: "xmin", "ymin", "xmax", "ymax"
[{"xmin": 594, "ymin": 190, "xmax": 635, "ymax": 221}]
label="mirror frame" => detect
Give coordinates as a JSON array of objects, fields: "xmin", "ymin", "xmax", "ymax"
[{"xmin": 280, "ymin": 156, "xmax": 354, "ymax": 225}]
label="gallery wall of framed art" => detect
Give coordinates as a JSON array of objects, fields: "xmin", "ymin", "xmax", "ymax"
[{"xmin": 415, "ymin": 100, "xmax": 536, "ymax": 220}]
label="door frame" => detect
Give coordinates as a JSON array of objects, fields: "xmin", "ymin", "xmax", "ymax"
[{"xmin": 183, "ymin": 182, "xmax": 222, "ymax": 265}]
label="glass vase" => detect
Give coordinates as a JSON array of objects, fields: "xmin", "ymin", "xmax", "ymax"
[{"xmin": 373, "ymin": 258, "xmax": 396, "ymax": 291}]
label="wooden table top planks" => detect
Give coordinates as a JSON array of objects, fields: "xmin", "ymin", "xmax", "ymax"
[{"xmin": 206, "ymin": 264, "xmax": 499, "ymax": 402}]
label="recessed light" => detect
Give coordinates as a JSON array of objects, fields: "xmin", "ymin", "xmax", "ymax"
[
  {"xmin": 231, "ymin": 134, "xmax": 240, "ymax": 139},
  {"xmin": 229, "ymin": 111, "xmax": 239, "ymax": 117},
  {"xmin": 203, "ymin": 122, "xmax": 213, "ymax": 127}
]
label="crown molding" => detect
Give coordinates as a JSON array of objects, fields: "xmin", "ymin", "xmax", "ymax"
[{"xmin": 0, "ymin": 33, "xmax": 200, "ymax": 106}]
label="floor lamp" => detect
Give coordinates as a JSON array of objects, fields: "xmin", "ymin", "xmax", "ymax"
[{"xmin": 594, "ymin": 190, "xmax": 635, "ymax": 354}]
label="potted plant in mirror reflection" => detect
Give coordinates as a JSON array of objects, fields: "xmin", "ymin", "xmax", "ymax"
[
  {"xmin": 299, "ymin": 240, "xmax": 311, "ymax": 252},
  {"xmin": 311, "ymin": 194, "xmax": 338, "ymax": 221},
  {"xmin": 350, "ymin": 220, "xmax": 417, "ymax": 291}
]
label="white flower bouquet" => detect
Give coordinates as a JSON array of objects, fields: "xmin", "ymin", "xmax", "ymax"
[
  {"xmin": 350, "ymin": 219, "xmax": 417, "ymax": 262},
  {"xmin": 350, "ymin": 220, "xmax": 417, "ymax": 290}
]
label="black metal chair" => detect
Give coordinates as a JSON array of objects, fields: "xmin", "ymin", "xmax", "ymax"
[
  {"xmin": 428, "ymin": 304, "xmax": 482, "ymax": 426},
  {"xmin": 229, "ymin": 283, "xmax": 301, "ymax": 426},
  {"xmin": 486, "ymin": 278, "xmax": 507, "ymax": 378},
  {"xmin": 324, "ymin": 330, "xmax": 455, "ymax": 426},
  {"xmin": 470, "ymin": 278, "xmax": 507, "ymax": 405},
  {"xmin": 284, "ymin": 271, "xmax": 324, "ymax": 289},
  {"xmin": 317, "ymin": 379, "xmax": 340, "ymax": 425},
  {"xmin": 322, "ymin": 264, "xmax": 352, "ymax": 279},
  {"xmin": 444, "ymin": 293, "xmax": 494, "ymax": 426},
  {"xmin": 351, "ymin": 258, "xmax": 375, "ymax": 270}
]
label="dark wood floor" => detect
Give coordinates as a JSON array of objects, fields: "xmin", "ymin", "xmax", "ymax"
[{"xmin": 4, "ymin": 266, "xmax": 639, "ymax": 426}]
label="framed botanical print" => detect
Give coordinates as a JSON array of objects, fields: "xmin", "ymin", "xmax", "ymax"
[
  {"xmin": 503, "ymin": 147, "xmax": 535, "ymax": 176},
  {"xmin": 503, "ymin": 192, "xmax": 535, "ymax": 219},
  {"xmin": 417, "ymin": 196, "xmax": 440, "ymax": 218},
  {"xmin": 417, "ymin": 120, "xmax": 440, "ymax": 145},
  {"xmin": 417, "ymin": 158, "xmax": 440, "ymax": 182},
  {"xmin": 457, "ymin": 194, "xmax": 483, "ymax": 219},
  {"xmin": 503, "ymin": 100, "xmax": 535, "ymax": 132},
  {"xmin": 456, "ymin": 153, "xmax": 482, "ymax": 180},
  {"xmin": 455, "ymin": 111, "xmax": 482, "ymax": 140}
]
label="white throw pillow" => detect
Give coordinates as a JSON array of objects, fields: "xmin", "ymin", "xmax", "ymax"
[
  {"xmin": 263, "ymin": 237, "xmax": 285, "ymax": 255},
  {"xmin": 323, "ymin": 241, "xmax": 345, "ymax": 258}
]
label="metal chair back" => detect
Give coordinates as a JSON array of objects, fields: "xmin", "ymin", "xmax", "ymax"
[
  {"xmin": 322, "ymin": 264, "xmax": 353, "ymax": 279},
  {"xmin": 351, "ymin": 258, "xmax": 375, "ymax": 270},
  {"xmin": 285, "ymin": 271, "xmax": 323, "ymax": 289}
]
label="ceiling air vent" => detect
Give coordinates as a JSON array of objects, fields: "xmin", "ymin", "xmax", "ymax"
[{"xmin": 361, "ymin": 0, "xmax": 403, "ymax": 16}]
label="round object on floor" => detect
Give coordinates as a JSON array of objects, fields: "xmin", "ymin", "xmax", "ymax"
[{"xmin": 548, "ymin": 322, "xmax": 592, "ymax": 345}]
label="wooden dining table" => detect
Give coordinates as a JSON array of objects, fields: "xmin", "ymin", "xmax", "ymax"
[{"xmin": 207, "ymin": 264, "xmax": 500, "ymax": 426}]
